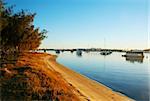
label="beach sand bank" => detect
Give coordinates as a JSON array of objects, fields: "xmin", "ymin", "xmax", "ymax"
[
  {"xmin": 44, "ymin": 53, "xmax": 133, "ymax": 101},
  {"xmin": 1, "ymin": 52, "xmax": 133, "ymax": 101}
]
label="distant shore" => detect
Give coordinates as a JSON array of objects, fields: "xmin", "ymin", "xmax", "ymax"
[{"xmin": 43, "ymin": 52, "xmax": 133, "ymax": 101}]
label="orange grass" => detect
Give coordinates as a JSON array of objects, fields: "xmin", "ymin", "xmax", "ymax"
[{"xmin": 0, "ymin": 52, "xmax": 79, "ymax": 101}]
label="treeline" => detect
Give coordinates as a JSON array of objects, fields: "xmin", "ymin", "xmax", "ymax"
[{"xmin": 0, "ymin": 0, "xmax": 47, "ymax": 63}]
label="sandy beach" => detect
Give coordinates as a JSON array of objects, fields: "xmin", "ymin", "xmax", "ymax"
[
  {"xmin": 44, "ymin": 53, "xmax": 133, "ymax": 101},
  {"xmin": 1, "ymin": 52, "xmax": 133, "ymax": 100}
]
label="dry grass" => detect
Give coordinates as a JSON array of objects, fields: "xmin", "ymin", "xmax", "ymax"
[{"xmin": 0, "ymin": 52, "xmax": 80, "ymax": 101}]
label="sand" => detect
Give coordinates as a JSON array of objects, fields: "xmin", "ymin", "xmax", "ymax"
[{"xmin": 44, "ymin": 54, "xmax": 134, "ymax": 101}]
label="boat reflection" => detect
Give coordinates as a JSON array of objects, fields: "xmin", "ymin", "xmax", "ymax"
[{"xmin": 125, "ymin": 57, "xmax": 144, "ymax": 63}]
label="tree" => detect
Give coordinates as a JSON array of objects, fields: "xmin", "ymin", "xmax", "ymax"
[
  {"xmin": 0, "ymin": 0, "xmax": 47, "ymax": 65},
  {"xmin": 0, "ymin": 0, "xmax": 47, "ymax": 53}
]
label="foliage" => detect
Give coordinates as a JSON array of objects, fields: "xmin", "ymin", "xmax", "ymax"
[
  {"xmin": 0, "ymin": 0, "xmax": 47, "ymax": 52},
  {"xmin": 0, "ymin": 0, "xmax": 47, "ymax": 65}
]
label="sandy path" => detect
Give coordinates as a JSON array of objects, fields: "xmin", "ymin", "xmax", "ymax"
[{"xmin": 45, "ymin": 55, "xmax": 133, "ymax": 101}]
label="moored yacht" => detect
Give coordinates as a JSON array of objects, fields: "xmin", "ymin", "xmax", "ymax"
[
  {"xmin": 76, "ymin": 49, "xmax": 82, "ymax": 56},
  {"xmin": 100, "ymin": 51, "xmax": 112, "ymax": 55}
]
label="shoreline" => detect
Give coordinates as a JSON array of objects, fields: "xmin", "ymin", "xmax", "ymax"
[
  {"xmin": 2, "ymin": 52, "xmax": 133, "ymax": 100},
  {"xmin": 45, "ymin": 53, "xmax": 133, "ymax": 101}
]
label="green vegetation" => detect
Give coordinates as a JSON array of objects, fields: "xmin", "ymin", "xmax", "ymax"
[{"xmin": 0, "ymin": 0, "xmax": 47, "ymax": 64}]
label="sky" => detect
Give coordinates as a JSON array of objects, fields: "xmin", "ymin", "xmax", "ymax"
[{"xmin": 6, "ymin": 0, "xmax": 149, "ymax": 49}]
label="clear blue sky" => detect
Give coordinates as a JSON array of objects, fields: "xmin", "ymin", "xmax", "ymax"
[{"xmin": 6, "ymin": 0, "xmax": 149, "ymax": 49}]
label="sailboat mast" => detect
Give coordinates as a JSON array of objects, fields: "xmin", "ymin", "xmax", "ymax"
[{"xmin": 104, "ymin": 38, "xmax": 106, "ymax": 49}]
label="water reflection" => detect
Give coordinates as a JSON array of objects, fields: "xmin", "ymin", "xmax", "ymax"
[
  {"xmin": 125, "ymin": 57, "xmax": 144, "ymax": 63},
  {"xmin": 70, "ymin": 50, "xmax": 74, "ymax": 53},
  {"xmin": 54, "ymin": 52, "xmax": 149, "ymax": 101}
]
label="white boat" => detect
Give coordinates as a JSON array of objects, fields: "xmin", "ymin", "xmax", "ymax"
[
  {"xmin": 122, "ymin": 50, "xmax": 144, "ymax": 57},
  {"xmin": 76, "ymin": 49, "xmax": 82, "ymax": 56},
  {"xmin": 100, "ymin": 38, "xmax": 112, "ymax": 56}
]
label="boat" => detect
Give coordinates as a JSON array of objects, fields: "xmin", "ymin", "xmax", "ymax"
[
  {"xmin": 55, "ymin": 50, "xmax": 60, "ymax": 54},
  {"xmin": 76, "ymin": 49, "xmax": 82, "ymax": 56},
  {"xmin": 100, "ymin": 51, "xmax": 112, "ymax": 55},
  {"xmin": 100, "ymin": 38, "xmax": 112, "ymax": 56},
  {"xmin": 122, "ymin": 50, "xmax": 144, "ymax": 58}
]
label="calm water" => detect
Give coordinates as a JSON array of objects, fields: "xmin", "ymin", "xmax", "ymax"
[{"xmin": 48, "ymin": 51, "xmax": 150, "ymax": 101}]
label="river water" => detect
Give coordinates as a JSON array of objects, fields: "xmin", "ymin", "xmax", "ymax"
[{"xmin": 48, "ymin": 51, "xmax": 150, "ymax": 101}]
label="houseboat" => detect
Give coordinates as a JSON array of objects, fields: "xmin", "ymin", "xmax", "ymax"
[{"xmin": 122, "ymin": 50, "xmax": 144, "ymax": 58}]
